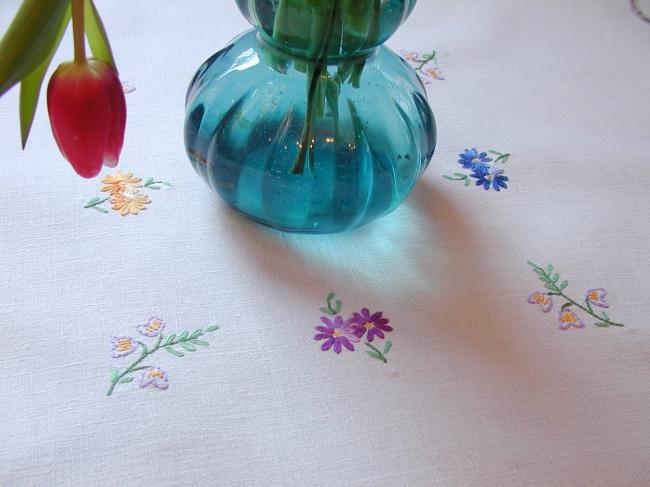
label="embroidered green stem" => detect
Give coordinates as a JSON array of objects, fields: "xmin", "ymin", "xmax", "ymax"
[
  {"xmin": 443, "ymin": 173, "xmax": 471, "ymax": 186},
  {"xmin": 488, "ymin": 150, "xmax": 511, "ymax": 164},
  {"xmin": 107, "ymin": 325, "xmax": 219, "ymax": 396},
  {"xmin": 320, "ymin": 292, "xmax": 342, "ymax": 316},
  {"xmin": 528, "ymin": 262, "xmax": 625, "ymax": 327},
  {"xmin": 84, "ymin": 196, "xmax": 109, "ymax": 212},
  {"xmin": 143, "ymin": 177, "xmax": 172, "ymax": 190},
  {"xmin": 365, "ymin": 340, "xmax": 391, "ymax": 363},
  {"xmin": 412, "ymin": 51, "xmax": 437, "ymax": 74}
]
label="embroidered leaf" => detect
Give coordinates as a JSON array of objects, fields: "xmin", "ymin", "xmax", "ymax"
[
  {"xmin": 177, "ymin": 330, "xmax": 189, "ymax": 341},
  {"xmin": 544, "ymin": 284, "xmax": 558, "ymax": 292},
  {"xmin": 178, "ymin": 341, "xmax": 196, "ymax": 352},
  {"xmin": 551, "ymin": 273, "xmax": 560, "ymax": 283},
  {"xmin": 118, "ymin": 377, "xmax": 133, "ymax": 383},
  {"xmin": 546, "ymin": 264, "xmax": 553, "ymax": 274},
  {"xmin": 190, "ymin": 338, "xmax": 209, "ymax": 347},
  {"xmin": 319, "ymin": 307, "xmax": 333, "ymax": 315},
  {"xmin": 111, "ymin": 368, "xmax": 119, "ymax": 382},
  {"xmin": 86, "ymin": 197, "xmax": 101, "ymax": 205},
  {"xmin": 164, "ymin": 345, "xmax": 184, "ymax": 357},
  {"xmin": 488, "ymin": 150, "xmax": 502, "ymax": 156},
  {"xmin": 594, "ymin": 322, "xmax": 610, "ymax": 328},
  {"xmin": 558, "ymin": 280, "xmax": 569, "ymax": 291},
  {"xmin": 204, "ymin": 325, "xmax": 219, "ymax": 333},
  {"xmin": 560, "ymin": 302, "xmax": 573, "ymax": 311},
  {"xmin": 383, "ymin": 341, "xmax": 392, "ymax": 354},
  {"xmin": 163, "ymin": 334, "xmax": 176, "ymax": 346},
  {"xmin": 335, "ymin": 300, "xmax": 342, "ymax": 313},
  {"xmin": 464, "ymin": 179, "xmax": 471, "ymax": 186},
  {"xmin": 143, "ymin": 177, "xmax": 153, "ymax": 186},
  {"xmin": 189, "ymin": 328, "xmax": 203, "ymax": 339},
  {"xmin": 367, "ymin": 351, "xmax": 383, "ymax": 360}
]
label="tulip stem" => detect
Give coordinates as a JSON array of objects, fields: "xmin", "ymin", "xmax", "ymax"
[{"xmin": 72, "ymin": 0, "xmax": 86, "ymax": 64}]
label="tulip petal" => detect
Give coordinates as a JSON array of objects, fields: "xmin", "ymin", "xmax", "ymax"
[
  {"xmin": 90, "ymin": 61, "xmax": 126, "ymax": 167},
  {"xmin": 47, "ymin": 62, "xmax": 113, "ymax": 178}
]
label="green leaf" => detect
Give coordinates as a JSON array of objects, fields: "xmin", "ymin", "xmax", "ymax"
[
  {"xmin": 92, "ymin": 206, "xmax": 109, "ymax": 213},
  {"xmin": 189, "ymin": 328, "xmax": 203, "ymax": 339},
  {"xmin": 161, "ymin": 182, "xmax": 173, "ymax": 187},
  {"xmin": 111, "ymin": 368, "xmax": 119, "ymax": 381},
  {"xmin": 144, "ymin": 177, "xmax": 154, "ymax": 186},
  {"xmin": 335, "ymin": 300, "xmax": 342, "ymax": 312},
  {"xmin": 163, "ymin": 334, "xmax": 176, "ymax": 346},
  {"xmin": 488, "ymin": 150, "xmax": 502, "ymax": 156},
  {"xmin": 558, "ymin": 280, "xmax": 569, "ymax": 291},
  {"xmin": 164, "ymin": 345, "xmax": 184, "ymax": 357},
  {"xmin": 190, "ymin": 338, "xmax": 209, "ymax": 346},
  {"xmin": 527, "ymin": 261, "xmax": 541, "ymax": 269},
  {"xmin": 464, "ymin": 179, "xmax": 471, "ymax": 186},
  {"xmin": 0, "ymin": 0, "xmax": 71, "ymax": 97},
  {"xmin": 443, "ymin": 175, "xmax": 456, "ymax": 181},
  {"xmin": 178, "ymin": 341, "xmax": 196, "ymax": 352},
  {"xmin": 119, "ymin": 377, "xmax": 133, "ymax": 383},
  {"xmin": 551, "ymin": 273, "xmax": 560, "ymax": 283},
  {"xmin": 148, "ymin": 185, "xmax": 161, "ymax": 190},
  {"xmin": 85, "ymin": 197, "xmax": 100, "ymax": 205},
  {"xmin": 319, "ymin": 307, "xmax": 334, "ymax": 315},
  {"xmin": 19, "ymin": 4, "xmax": 71, "ymax": 148},
  {"xmin": 383, "ymin": 341, "xmax": 392, "ymax": 354},
  {"xmin": 603, "ymin": 312, "xmax": 610, "ymax": 321},
  {"xmin": 544, "ymin": 284, "xmax": 558, "ymax": 292},
  {"xmin": 546, "ymin": 264, "xmax": 553, "ymax": 275},
  {"xmin": 203, "ymin": 325, "xmax": 219, "ymax": 333},
  {"xmin": 453, "ymin": 173, "xmax": 468, "ymax": 178},
  {"xmin": 594, "ymin": 322, "xmax": 610, "ymax": 328},
  {"xmin": 367, "ymin": 351, "xmax": 383, "ymax": 360},
  {"xmin": 84, "ymin": 0, "xmax": 116, "ymax": 68},
  {"xmin": 177, "ymin": 331, "xmax": 189, "ymax": 341},
  {"xmin": 561, "ymin": 302, "xmax": 573, "ymax": 311}
]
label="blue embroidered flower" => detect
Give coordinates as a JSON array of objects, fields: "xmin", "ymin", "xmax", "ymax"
[
  {"xmin": 471, "ymin": 166, "xmax": 509, "ymax": 191},
  {"xmin": 458, "ymin": 148, "xmax": 492, "ymax": 171}
]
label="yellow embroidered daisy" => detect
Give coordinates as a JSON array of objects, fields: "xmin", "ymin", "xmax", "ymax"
[
  {"xmin": 110, "ymin": 188, "xmax": 151, "ymax": 216},
  {"xmin": 101, "ymin": 172, "xmax": 142, "ymax": 195}
]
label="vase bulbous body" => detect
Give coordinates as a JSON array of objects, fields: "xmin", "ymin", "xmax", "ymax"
[{"xmin": 184, "ymin": 0, "xmax": 435, "ymax": 233}]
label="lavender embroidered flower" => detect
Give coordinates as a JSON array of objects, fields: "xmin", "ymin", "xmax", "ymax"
[
  {"xmin": 585, "ymin": 288, "xmax": 609, "ymax": 308},
  {"xmin": 136, "ymin": 316, "xmax": 165, "ymax": 337},
  {"xmin": 527, "ymin": 292, "xmax": 554, "ymax": 313},
  {"xmin": 138, "ymin": 366, "xmax": 169, "ymax": 390},
  {"xmin": 350, "ymin": 308, "xmax": 393, "ymax": 342},
  {"xmin": 558, "ymin": 308, "xmax": 585, "ymax": 330},
  {"xmin": 111, "ymin": 336, "xmax": 138, "ymax": 358},
  {"xmin": 314, "ymin": 316, "xmax": 359, "ymax": 353},
  {"xmin": 458, "ymin": 148, "xmax": 493, "ymax": 171}
]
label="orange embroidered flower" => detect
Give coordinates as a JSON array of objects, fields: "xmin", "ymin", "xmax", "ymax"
[
  {"xmin": 110, "ymin": 187, "xmax": 150, "ymax": 216},
  {"xmin": 527, "ymin": 292, "xmax": 553, "ymax": 313},
  {"xmin": 101, "ymin": 172, "xmax": 142, "ymax": 195}
]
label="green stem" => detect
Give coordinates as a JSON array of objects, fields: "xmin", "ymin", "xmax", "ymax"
[
  {"xmin": 84, "ymin": 197, "xmax": 109, "ymax": 208},
  {"xmin": 365, "ymin": 342, "xmax": 387, "ymax": 363},
  {"xmin": 556, "ymin": 293, "xmax": 624, "ymax": 326},
  {"xmin": 72, "ymin": 0, "xmax": 86, "ymax": 65},
  {"xmin": 107, "ymin": 335, "xmax": 163, "ymax": 396}
]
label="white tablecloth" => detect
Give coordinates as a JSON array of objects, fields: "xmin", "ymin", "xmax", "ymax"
[{"xmin": 1, "ymin": 0, "xmax": 649, "ymax": 485}]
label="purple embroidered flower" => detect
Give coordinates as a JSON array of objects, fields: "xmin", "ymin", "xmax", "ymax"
[
  {"xmin": 111, "ymin": 336, "xmax": 138, "ymax": 358},
  {"xmin": 350, "ymin": 308, "xmax": 393, "ymax": 342},
  {"xmin": 458, "ymin": 148, "xmax": 493, "ymax": 171},
  {"xmin": 585, "ymin": 288, "xmax": 609, "ymax": 308},
  {"xmin": 527, "ymin": 292, "xmax": 554, "ymax": 313},
  {"xmin": 558, "ymin": 309, "xmax": 585, "ymax": 330},
  {"xmin": 314, "ymin": 316, "xmax": 359, "ymax": 353},
  {"xmin": 136, "ymin": 316, "xmax": 165, "ymax": 337},
  {"xmin": 139, "ymin": 366, "xmax": 169, "ymax": 390}
]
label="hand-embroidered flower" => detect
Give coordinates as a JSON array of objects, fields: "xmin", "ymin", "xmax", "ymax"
[
  {"xmin": 314, "ymin": 316, "xmax": 359, "ymax": 353},
  {"xmin": 111, "ymin": 336, "xmax": 138, "ymax": 358},
  {"xmin": 471, "ymin": 165, "xmax": 509, "ymax": 191},
  {"xmin": 458, "ymin": 148, "xmax": 493, "ymax": 171},
  {"xmin": 558, "ymin": 308, "xmax": 585, "ymax": 330},
  {"xmin": 424, "ymin": 67, "xmax": 445, "ymax": 81},
  {"xmin": 110, "ymin": 188, "xmax": 151, "ymax": 216},
  {"xmin": 585, "ymin": 288, "xmax": 609, "ymax": 308},
  {"xmin": 527, "ymin": 292, "xmax": 554, "ymax": 313},
  {"xmin": 350, "ymin": 308, "xmax": 393, "ymax": 342},
  {"xmin": 100, "ymin": 171, "xmax": 142, "ymax": 195},
  {"xmin": 136, "ymin": 316, "xmax": 165, "ymax": 337},
  {"xmin": 401, "ymin": 51, "xmax": 418, "ymax": 61},
  {"xmin": 138, "ymin": 366, "xmax": 169, "ymax": 390}
]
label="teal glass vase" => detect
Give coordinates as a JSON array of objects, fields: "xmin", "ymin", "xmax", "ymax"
[{"xmin": 184, "ymin": 0, "xmax": 436, "ymax": 233}]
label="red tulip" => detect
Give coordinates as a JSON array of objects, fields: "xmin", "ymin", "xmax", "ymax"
[{"xmin": 47, "ymin": 59, "xmax": 126, "ymax": 178}]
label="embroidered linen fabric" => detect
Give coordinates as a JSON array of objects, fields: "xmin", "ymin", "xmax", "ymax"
[{"xmin": 1, "ymin": 0, "xmax": 649, "ymax": 485}]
